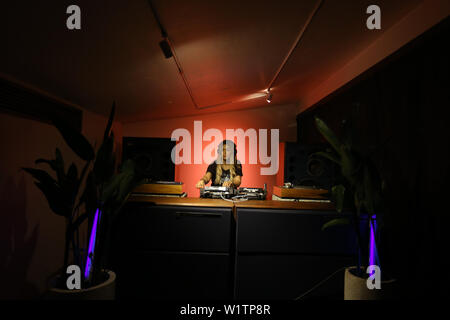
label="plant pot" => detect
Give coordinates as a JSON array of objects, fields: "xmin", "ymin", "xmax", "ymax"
[
  {"xmin": 45, "ymin": 269, "xmax": 116, "ymax": 300},
  {"xmin": 344, "ymin": 266, "xmax": 398, "ymax": 300}
]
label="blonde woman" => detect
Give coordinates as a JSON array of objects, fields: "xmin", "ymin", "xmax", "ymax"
[{"xmin": 196, "ymin": 140, "xmax": 242, "ymax": 188}]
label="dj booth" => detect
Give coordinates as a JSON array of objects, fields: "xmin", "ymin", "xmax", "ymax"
[
  {"xmin": 109, "ymin": 195, "xmax": 362, "ymax": 300},
  {"xmin": 200, "ymin": 185, "xmax": 267, "ymax": 200}
]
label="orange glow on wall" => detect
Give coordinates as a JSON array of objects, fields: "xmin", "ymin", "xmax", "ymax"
[
  {"xmin": 174, "ymin": 128, "xmax": 282, "ymax": 199},
  {"xmin": 123, "ymin": 104, "xmax": 298, "ymax": 199}
]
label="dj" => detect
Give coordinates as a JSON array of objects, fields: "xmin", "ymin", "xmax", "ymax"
[{"xmin": 195, "ymin": 140, "xmax": 243, "ymax": 189}]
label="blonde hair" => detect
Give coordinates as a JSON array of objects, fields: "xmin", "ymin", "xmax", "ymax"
[
  {"xmin": 214, "ymin": 160, "xmax": 237, "ymax": 185},
  {"xmin": 214, "ymin": 140, "xmax": 239, "ymax": 185}
]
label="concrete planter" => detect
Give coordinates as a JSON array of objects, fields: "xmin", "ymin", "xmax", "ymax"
[
  {"xmin": 344, "ymin": 267, "xmax": 398, "ymax": 300},
  {"xmin": 46, "ymin": 270, "xmax": 116, "ymax": 300}
]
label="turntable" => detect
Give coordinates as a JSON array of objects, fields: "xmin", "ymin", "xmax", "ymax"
[
  {"xmin": 200, "ymin": 186, "xmax": 237, "ymax": 199},
  {"xmin": 237, "ymin": 187, "xmax": 267, "ymax": 200}
]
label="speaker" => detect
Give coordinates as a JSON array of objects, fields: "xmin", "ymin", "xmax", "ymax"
[
  {"xmin": 122, "ymin": 137, "xmax": 175, "ymax": 181},
  {"xmin": 284, "ymin": 143, "xmax": 337, "ymax": 189}
]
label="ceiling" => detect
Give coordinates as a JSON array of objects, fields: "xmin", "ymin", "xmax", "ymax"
[{"xmin": 0, "ymin": 0, "xmax": 424, "ymax": 123}]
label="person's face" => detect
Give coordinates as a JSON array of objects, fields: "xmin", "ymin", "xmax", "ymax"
[{"xmin": 222, "ymin": 145, "xmax": 233, "ymax": 162}]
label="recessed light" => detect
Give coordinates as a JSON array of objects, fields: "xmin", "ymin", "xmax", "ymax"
[{"xmin": 266, "ymin": 90, "xmax": 272, "ymax": 103}]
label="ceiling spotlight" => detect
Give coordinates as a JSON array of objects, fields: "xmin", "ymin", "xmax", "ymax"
[{"xmin": 266, "ymin": 89, "xmax": 272, "ymax": 103}]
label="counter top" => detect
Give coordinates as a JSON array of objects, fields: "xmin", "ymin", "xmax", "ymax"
[
  {"xmin": 233, "ymin": 199, "xmax": 335, "ymax": 210},
  {"xmin": 128, "ymin": 196, "xmax": 335, "ymax": 211},
  {"xmin": 128, "ymin": 195, "xmax": 234, "ymax": 208}
]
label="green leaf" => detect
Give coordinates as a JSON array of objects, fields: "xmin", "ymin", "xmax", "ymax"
[
  {"xmin": 35, "ymin": 159, "xmax": 57, "ymax": 172},
  {"xmin": 363, "ymin": 161, "xmax": 383, "ymax": 214},
  {"xmin": 331, "ymin": 185, "xmax": 346, "ymax": 213},
  {"xmin": 100, "ymin": 174, "xmax": 124, "ymax": 203},
  {"xmin": 52, "ymin": 162, "xmax": 77, "ymax": 207},
  {"xmin": 340, "ymin": 145, "xmax": 360, "ymax": 186},
  {"xmin": 67, "ymin": 163, "xmax": 78, "ymax": 183},
  {"xmin": 120, "ymin": 158, "xmax": 135, "ymax": 175},
  {"xmin": 110, "ymin": 177, "xmax": 146, "ymax": 220},
  {"xmin": 50, "ymin": 113, "xmax": 95, "ymax": 161},
  {"xmin": 321, "ymin": 218, "xmax": 350, "ymax": 231},
  {"xmin": 34, "ymin": 181, "xmax": 71, "ymax": 217},
  {"xmin": 54, "ymin": 148, "xmax": 65, "ymax": 184},
  {"xmin": 73, "ymin": 160, "xmax": 91, "ymax": 204},
  {"xmin": 94, "ymin": 133, "xmax": 115, "ymax": 184},
  {"xmin": 22, "ymin": 167, "xmax": 57, "ymax": 186},
  {"xmin": 33, "ymin": 150, "xmax": 68, "ymax": 189},
  {"xmin": 104, "ymin": 102, "xmax": 116, "ymax": 142},
  {"xmin": 23, "ymin": 167, "xmax": 74, "ymax": 217},
  {"xmin": 313, "ymin": 151, "xmax": 341, "ymax": 165},
  {"xmin": 101, "ymin": 159, "xmax": 136, "ymax": 206},
  {"xmin": 110, "ymin": 150, "xmax": 116, "ymax": 179},
  {"xmin": 342, "ymin": 118, "xmax": 354, "ymax": 149},
  {"xmin": 314, "ymin": 117, "xmax": 343, "ymax": 156},
  {"xmin": 354, "ymin": 192, "xmax": 363, "ymax": 217},
  {"xmin": 115, "ymin": 174, "xmax": 135, "ymax": 205},
  {"xmin": 70, "ymin": 212, "xmax": 91, "ymax": 233},
  {"xmin": 84, "ymin": 171, "xmax": 98, "ymax": 218}
]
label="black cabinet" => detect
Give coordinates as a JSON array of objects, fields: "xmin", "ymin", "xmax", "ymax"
[
  {"xmin": 234, "ymin": 208, "xmax": 362, "ymax": 300},
  {"xmin": 110, "ymin": 203, "xmax": 234, "ymax": 300},
  {"xmin": 235, "ymin": 254, "xmax": 353, "ymax": 300},
  {"xmin": 110, "ymin": 203, "xmax": 365, "ymax": 300},
  {"xmin": 237, "ymin": 209, "xmax": 357, "ymax": 255},
  {"xmin": 117, "ymin": 205, "xmax": 232, "ymax": 253},
  {"xmin": 116, "ymin": 251, "xmax": 230, "ymax": 300}
]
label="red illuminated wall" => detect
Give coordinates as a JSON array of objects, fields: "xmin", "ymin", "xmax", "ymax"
[{"xmin": 123, "ymin": 104, "xmax": 297, "ymax": 198}]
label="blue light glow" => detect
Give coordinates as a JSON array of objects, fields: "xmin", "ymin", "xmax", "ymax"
[
  {"xmin": 84, "ymin": 208, "xmax": 101, "ymax": 280},
  {"xmin": 369, "ymin": 215, "xmax": 379, "ymax": 275}
]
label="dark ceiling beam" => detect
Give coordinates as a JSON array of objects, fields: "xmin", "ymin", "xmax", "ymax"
[
  {"xmin": 147, "ymin": 0, "xmax": 325, "ymax": 110},
  {"xmin": 266, "ymin": 0, "xmax": 324, "ymax": 92}
]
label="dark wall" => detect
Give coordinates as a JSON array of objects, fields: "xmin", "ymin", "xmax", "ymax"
[
  {"xmin": 296, "ymin": 17, "xmax": 449, "ymax": 298},
  {"xmin": 0, "ymin": 77, "xmax": 82, "ymax": 131}
]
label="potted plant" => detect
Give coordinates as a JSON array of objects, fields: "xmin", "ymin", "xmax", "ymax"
[
  {"xmin": 23, "ymin": 102, "xmax": 144, "ymax": 299},
  {"xmin": 314, "ymin": 116, "xmax": 397, "ymax": 300}
]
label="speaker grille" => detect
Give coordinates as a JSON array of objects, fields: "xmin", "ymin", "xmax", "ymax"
[
  {"xmin": 284, "ymin": 143, "xmax": 337, "ymax": 189},
  {"xmin": 122, "ymin": 137, "xmax": 175, "ymax": 181}
]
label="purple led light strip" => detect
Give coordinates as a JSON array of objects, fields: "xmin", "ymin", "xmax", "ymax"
[
  {"xmin": 369, "ymin": 215, "xmax": 378, "ymax": 275},
  {"xmin": 84, "ymin": 208, "xmax": 100, "ymax": 280}
]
